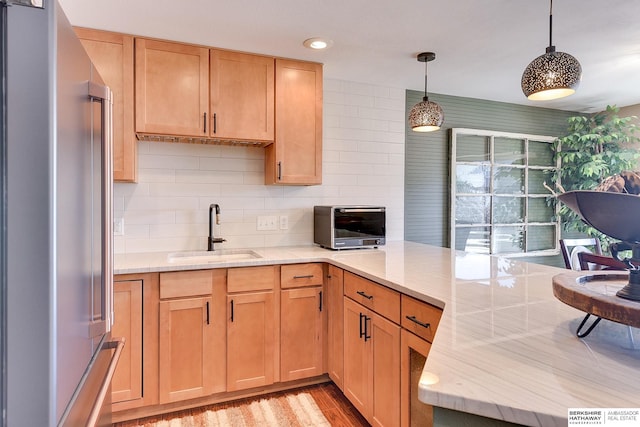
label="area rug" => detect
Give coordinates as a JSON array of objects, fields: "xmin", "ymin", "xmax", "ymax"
[{"xmin": 124, "ymin": 392, "xmax": 331, "ymax": 427}]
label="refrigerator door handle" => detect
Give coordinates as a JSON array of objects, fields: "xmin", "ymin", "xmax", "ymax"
[
  {"xmin": 85, "ymin": 338, "xmax": 125, "ymax": 427},
  {"xmin": 88, "ymin": 81, "xmax": 114, "ymax": 337}
]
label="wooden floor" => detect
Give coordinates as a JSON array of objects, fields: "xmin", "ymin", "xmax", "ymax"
[
  {"xmin": 113, "ymin": 382, "xmax": 370, "ymax": 426},
  {"xmin": 299, "ymin": 382, "xmax": 369, "ymax": 426}
]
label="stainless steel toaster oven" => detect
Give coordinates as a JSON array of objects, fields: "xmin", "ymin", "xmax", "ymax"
[{"xmin": 313, "ymin": 206, "xmax": 385, "ymax": 249}]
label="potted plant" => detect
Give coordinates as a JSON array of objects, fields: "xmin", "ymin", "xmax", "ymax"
[{"xmin": 551, "ymin": 105, "xmax": 640, "ymax": 249}]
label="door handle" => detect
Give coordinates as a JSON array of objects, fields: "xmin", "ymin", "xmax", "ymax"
[
  {"xmin": 356, "ymin": 290, "xmax": 374, "ymax": 300},
  {"xmin": 203, "ymin": 112, "xmax": 207, "ymax": 133},
  {"xmin": 319, "ymin": 291, "xmax": 323, "ymax": 312},
  {"xmin": 364, "ymin": 315, "xmax": 371, "ymax": 342},
  {"xmin": 405, "ymin": 315, "xmax": 430, "ymax": 329},
  {"xmin": 230, "ymin": 300, "xmax": 234, "ymax": 322},
  {"xmin": 206, "ymin": 301, "xmax": 210, "ymax": 325},
  {"xmin": 359, "ymin": 313, "xmax": 365, "ymax": 339}
]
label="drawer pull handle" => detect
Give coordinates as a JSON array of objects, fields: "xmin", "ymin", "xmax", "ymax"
[
  {"xmin": 293, "ymin": 274, "xmax": 314, "ymax": 279},
  {"xmin": 406, "ymin": 315, "xmax": 430, "ymax": 329},
  {"xmin": 356, "ymin": 290, "xmax": 374, "ymax": 300}
]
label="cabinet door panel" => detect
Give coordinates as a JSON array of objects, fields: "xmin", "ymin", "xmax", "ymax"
[
  {"xmin": 135, "ymin": 38, "xmax": 209, "ymax": 136},
  {"xmin": 210, "ymin": 50, "xmax": 274, "ymax": 141},
  {"xmin": 159, "ymin": 297, "xmax": 215, "ymax": 403},
  {"xmin": 343, "ymin": 297, "xmax": 372, "ymax": 419},
  {"xmin": 111, "ymin": 280, "xmax": 142, "ymax": 403},
  {"xmin": 281, "ymin": 287, "xmax": 323, "ymax": 381},
  {"xmin": 327, "ymin": 266, "xmax": 344, "ymax": 389},
  {"xmin": 75, "ymin": 28, "xmax": 136, "ymax": 182},
  {"xmin": 266, "ymin": 59, "xmax": 322, "ymax": 185},
  {"xmin": 371, "ymin": 312, "xmax": 401, "ymax": 427},
  {"xmin": 227, "ymin": 291, "xmax": 275, "ymax": 391}
]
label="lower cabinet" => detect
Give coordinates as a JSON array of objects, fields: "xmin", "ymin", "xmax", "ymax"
[
  {"xmin": 326, "ymin": 265, "xmax": 344, "ymax": 389},
  {"xmin": 343, "ymin": 297, "xmax": 401, "ymax": 427},
  {"xmin": 112, "ymin": 273, "xmax": 159, "ymax": 414},
  {"xmin": 401, "ymin": 329, "xmax": 432, "ymax": 427},
  {"xmin": 280, "ymin": 263, "xmax": 324, "ymax": 382},
  {"xmin": 158, "ymin": 270, "xmax": 225, "ymax": 404},
  {"xmin": 113, "ymin": 263, "xmax": 442, "ymax": 427},
  {"xmin": 226, "ymin": 266, "xmax": 276, "ymax": 391},
  {"xmin": 112, "ymin": 280, "xmax": 143, "ymax": 404}
]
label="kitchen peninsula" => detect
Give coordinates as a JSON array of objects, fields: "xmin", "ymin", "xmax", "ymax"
[{"xmin": 115, "ymin": 241, "xmax": 640, "ymax": 426}]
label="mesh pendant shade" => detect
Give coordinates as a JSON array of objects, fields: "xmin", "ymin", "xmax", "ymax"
[
  {"xmin": 409, "ymin": 51, "xmax": 444, "ymax": 132},
  {"xmin": 522, "ymin": 0, "xmax": 582, "ymax": 101},
  {"xmin": 521, "ymin": 49, "xmax": 582, "ymax": 100},
  {"xmin": 408, "ymin": 98, "xmax": 444, "ymax": 132}
]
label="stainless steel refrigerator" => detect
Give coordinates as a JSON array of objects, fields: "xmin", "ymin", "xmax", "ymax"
[{"xmin": 0, "ymin": 1, "xmax": 121, "ymax": 426}]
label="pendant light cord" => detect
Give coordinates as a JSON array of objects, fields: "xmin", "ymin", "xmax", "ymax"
[
  {"xmin": 548, "ymin": 0, "xmax": 554, "ymax": 50},
  {"xmin": 423, "ymin": 60, "xmax": 429, "ymax": 101}
]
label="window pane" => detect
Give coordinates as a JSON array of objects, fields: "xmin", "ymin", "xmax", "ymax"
[
  {"xmin": 527, "ymin": 225, "xmax": 556, "ymax": 251},
  {"xmin": 494, "ymin": 167, "xmax": 524, "ymax": 194},
  {"xmin": 456, "ymin": 164, "xmax": 490, "ymax": 193},
  {"xmin": 456, "ymin": 196, "xmax": 490, "ymax": 224},
  {"xmin": 528, "ymin": 197, "xmax": 554, "ymax": 222},
  {"xmin": 529, "ymin": 140, "xmax": 554, "ymax": 167},
  {"xmin": 456, "ymin": 134, "xmax": 489, "ymax": 162},
  {"xmin": 528, "ymin": 169, "xmax": 553, "ymax": 194},
  {"xmin": 455, "ymin": 226, "xmax": 490, "ymax": 253},
  {"xmin": 492, "ymin": 226, "xmax": 524, "ymax": 254},
  {"xmin": 493, "ymin": 196, "xmax": 524, "ymax": 224},
  {"xmin": 495, "ymin": 137, "xmax": 524, "ymax": 165}
]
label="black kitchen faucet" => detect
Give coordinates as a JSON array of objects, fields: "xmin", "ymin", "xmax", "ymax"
[{"xmin": 208, "ymin": 204, "xmax": 226, "ymax": 251}]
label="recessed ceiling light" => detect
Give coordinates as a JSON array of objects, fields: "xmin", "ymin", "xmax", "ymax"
[{"xmin": 303, "ymin": 37, "xmax": 333, "ymax": 50}]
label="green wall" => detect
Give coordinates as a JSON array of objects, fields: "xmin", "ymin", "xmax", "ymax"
[{"xmin": 404, "ymin": 90, "xmax": 578, "ymax": 267}]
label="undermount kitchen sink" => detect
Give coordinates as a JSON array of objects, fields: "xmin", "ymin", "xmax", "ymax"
[{"xmin": 167, "ymin": 249, "xmax": 261, "ymax": 264}]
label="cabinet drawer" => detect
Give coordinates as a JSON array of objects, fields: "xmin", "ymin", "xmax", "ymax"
[
  {"xmin": 160, "ymin": 270, "xmax": 212, "ymax": 299},
  {"xmin": 227, "ymin": 265, "xmax": 276, "ymax": 292},
  {"xmin": 401, "ymin": 295, "xmax": 442, "ymax": 343},
  {"xmin": 344, "ymin": 271, "xmax": 400, "ymax": 324},
  {"xmin": 281, "ymin": 263, "xmax": 323, "ymax": 289}
]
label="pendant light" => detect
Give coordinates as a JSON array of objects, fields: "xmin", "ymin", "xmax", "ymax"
[
  {"xmin": 408, "ymin": 52, "xmax": 444, "ymax": 132},
  {"xmin": 521, "ymin": 0, "xmax": 582, "ymax": 101}
]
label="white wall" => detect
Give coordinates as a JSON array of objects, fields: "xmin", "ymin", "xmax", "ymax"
[{"xmin": 113, "ymin": 79, "xmax": 406, "ymax": 254}]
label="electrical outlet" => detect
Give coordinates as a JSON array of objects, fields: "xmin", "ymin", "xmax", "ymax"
[
  {"xmin": 257, "ymin": 215, "xmax": 278, "ymax": 231},
  {"xmin": 279, "ymin": 215, "xmax": 288, "ymax": 230},
  {"xmin": 113, "ymin": 218, "xmax": 124, "ymax": 236}
]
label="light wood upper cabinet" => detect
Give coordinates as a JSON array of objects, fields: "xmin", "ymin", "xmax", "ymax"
[
  {"xmin": 75, "ymin": 28, "xmax": 136, "ymax": 182},
  {"xmin": 135, "ymin": 38, "xmax": 209, "ymax": 137},
  {"xmin": 265, "ymin": 59, "xmax": 323, "ymax": 185},
  {"xmin": 210, "ymin": 50, "xmax": 274, "ymax": 142}
]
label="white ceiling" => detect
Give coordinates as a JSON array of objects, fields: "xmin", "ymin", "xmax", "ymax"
[{"xmin": 58, "ymin": 0, "xmax": 640, "ymax": 113}]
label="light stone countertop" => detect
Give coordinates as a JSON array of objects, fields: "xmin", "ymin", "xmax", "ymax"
[{"xmin": 114, "ymin": 240, "xmax": 640, "ymax": 426}]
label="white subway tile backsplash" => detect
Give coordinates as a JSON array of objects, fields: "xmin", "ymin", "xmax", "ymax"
[
  {"xmin": 113, "ymin": 78, "xmax": 405, "ymax": 254},
  {"xmin": 139, "ymin": 154, "xmax": 199, "ymax": 170}
]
